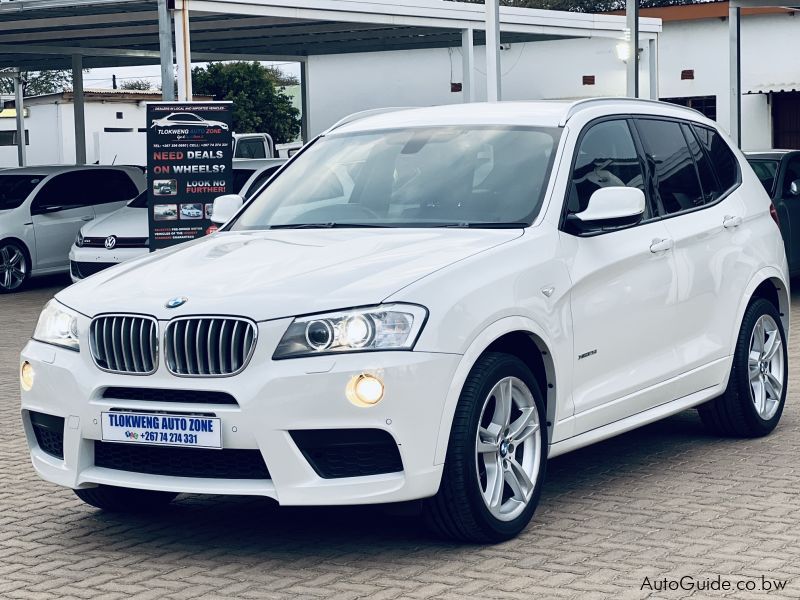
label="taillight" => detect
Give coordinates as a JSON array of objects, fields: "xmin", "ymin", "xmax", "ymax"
[{"xmin": 770, "ymin": 203, "xmax": 780, "ymax": 227}]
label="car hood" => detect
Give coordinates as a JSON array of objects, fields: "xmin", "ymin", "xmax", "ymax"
[
  {"xmin": 81, "ymin": 206, "xmax": 147, "ymax": 238},
  {"xmin": 58, "ymin": 228, "xmax": 522, "ymax": 320}
]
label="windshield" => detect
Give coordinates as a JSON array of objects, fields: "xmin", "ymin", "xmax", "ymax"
[
  {"xmin": 0, "ymin": 174, "xmax": 44, "ymax": 210},
  {"xmin": 747, "ymin": 159, "xmax": 780, "ymax": 196},
  {"xmin": 230, "ymin": 126, "xmax": 560, "ymax": 230}
]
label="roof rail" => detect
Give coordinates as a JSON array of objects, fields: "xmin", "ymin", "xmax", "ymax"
[
  {"xmin": 559, "ymin": 97, "xmax": 705, "ymax": 126},
  {"xmin": 324, "ymin": 107, "xmax": 411, "ymax": 134}
]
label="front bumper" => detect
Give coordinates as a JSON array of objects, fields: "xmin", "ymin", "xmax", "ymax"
[
  {"xmin": 69, "ymin": 245, "xmax": 148, "ymax": 282},
  {"xmin": 20, "ymin": 327, "xmax": 459, "ymax": 505}
]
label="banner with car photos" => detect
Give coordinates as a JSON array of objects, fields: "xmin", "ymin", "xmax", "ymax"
[{"xmin": 146, "ymin": 102, "xmax": 233, "ymax": 251}]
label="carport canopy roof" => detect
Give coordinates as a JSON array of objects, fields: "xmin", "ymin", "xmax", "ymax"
[{"xmin": 0, "ymin": 0, "xmax": 661, "ymax": 70}]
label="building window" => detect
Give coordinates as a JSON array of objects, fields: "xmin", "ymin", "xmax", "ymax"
[
  {"xmin": 661, "ymin": 95, "xmax": 717, "ymax": 121},
  {"xmin": 103, "ymin": 127, "xmax": 134, "ymax": 133},
  {"xmin": 0, "ymin": 130, "xmax": 29, "ymax": 146},
  {"xmin": 116, "ymin": 111, "xmax": 124, "ymax": 119},
  {"xmin": 582, "ymin": 75, "xmax": 596, "ymax": 86}
]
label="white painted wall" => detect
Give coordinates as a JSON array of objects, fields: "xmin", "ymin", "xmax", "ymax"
[{"xmin": 307, "ymin": 37, "xmax": 652, "ymax": 137}]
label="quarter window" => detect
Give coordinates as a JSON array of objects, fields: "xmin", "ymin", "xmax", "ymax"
[
  {"xmin": 566, "ymin": 119, "xmax": 647, "ymax": 216},
  {"xmin": 635, "ymin": 119, "xmax": 704, "ymax": 215},
  {"xmin": 681, "ymin": 123, "xmax": 721, "ymax": 203},
  {"xmin": 692, "ymin": 125, "xmax": 739, "ymax": 192}
]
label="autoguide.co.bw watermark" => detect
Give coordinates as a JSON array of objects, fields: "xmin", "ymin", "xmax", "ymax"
[{"xmin": 641, "ymin": 574, "xmax": 789, "ymax": 593}]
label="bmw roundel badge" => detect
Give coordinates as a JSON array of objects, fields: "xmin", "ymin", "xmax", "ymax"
[{"xmin": 166, "ymin": 296, "xmax": 188, "ymax": 309}]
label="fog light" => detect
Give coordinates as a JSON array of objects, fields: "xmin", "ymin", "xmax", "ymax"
[
  {"xmin": 346, "ymin": 374, "xmax": 384, "ymax": 407},
  {"xmin": 20, "ymin": 361, "xmax": 35, "ymax": 392}
]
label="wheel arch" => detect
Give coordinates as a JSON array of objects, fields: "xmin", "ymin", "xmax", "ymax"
[
  {"xmin": 735, "ymin": 269, "xmax": 790, "ymax": 348},
  {"xmin": 0, "ymin": 236, "xmax": 32, "ymax": 271},
  {"xmin": 433, "ymin": 317, "xmax": 559, "ymax": 465}
]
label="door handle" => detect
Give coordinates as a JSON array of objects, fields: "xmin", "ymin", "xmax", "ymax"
[
  {"xmin": 81, "ymin": 215, "xmax": 94, "ymax": 221},
  {"xmin": 650, "ymin": 238, "xmax": 674, "ymax": 253},
  {"xmin": 723, "ymin": 215, "xmax": 742, "ymax": 229}
]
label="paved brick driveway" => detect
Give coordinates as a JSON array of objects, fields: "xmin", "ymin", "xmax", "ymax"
[{"xmin": 2, "ymin": 275, "xmax": 799, "ymax": 600}]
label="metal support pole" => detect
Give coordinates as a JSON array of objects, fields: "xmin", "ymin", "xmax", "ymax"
[
  {"xmin": 729, "ymin": 5, "xmax": 741, "ymax": 147},
  {"xmin": 626, "ymin": 0, "xmax": 639, "ymax": 98},
  {"xmin": 648, "ymin": 37, "xmax": 658, "ymax": 100},
  {"xmin": 461, "ymin": 28, "xmax": 475, "ymax": 103},
  {"xmin": 300, "ymin": 60, "xmax": 309, "ymax": 143},
  {"xmin": 174, "ymin": 5, "xmax": 192, "ymax": 101},
  {"xmin": 485, "ymin": 0, "xmax": 501, "ymax": 102},
  {"xmin": 158, "ymin": 0, "xmax": 175, "ymax": 101},
  {"xmin": 72, "ymin": 54, "xmax": 86, "ymax": 165},
  {"xmin": 13, "ymin": 71, "xmax": 26, "ymax": 167}
]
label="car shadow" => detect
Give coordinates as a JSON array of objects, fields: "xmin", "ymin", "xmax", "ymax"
[{"xmin": 71, "ymin": 409, "xmax": 726, "ymax": 553}]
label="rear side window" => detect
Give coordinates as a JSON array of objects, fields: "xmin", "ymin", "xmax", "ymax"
[
  {"xmin": 235, "ymin": 138, "xmax": 267, "ymax": 159},
  {"xmin": 566, "ymin": 119, "xmax": 647, "ymax": 216},
  {"xmin": 693, "ymin": 125, "xmax": 740, "ymax": 192},
  {"xmin": 91, "ymin": 169, "xmax": 140, "ymax": 204}
]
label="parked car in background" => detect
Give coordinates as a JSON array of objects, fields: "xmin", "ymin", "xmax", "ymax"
[
  {"xmin": 24, "ymin": 100, "xmax": 789, "ymax": 543},
  {"xmin": 0, "ymin": 165, "xmax": 145, "ymax": 293},
  {"xmin": 233, "ymin": 133, "xmax": 275, "ymax": 159},
  {"xmin": 69, "ymin": 159, "xmax": 286, "ymax": 281},
  {"xmin": 746, "ymin": 150, "xmax": 800, "ymax": 275}
]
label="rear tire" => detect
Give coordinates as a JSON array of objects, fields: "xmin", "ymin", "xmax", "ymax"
[
  {"xmin": 423, "ymin": 352, "xmax": 547, "ymax": 543},
  {"xmin": 698, "ymin": 298, "xmax": 787, "ymax": 437},
  {"xmin": 74, "ymin": 485, "xmax": 178, "ymax": 512}
]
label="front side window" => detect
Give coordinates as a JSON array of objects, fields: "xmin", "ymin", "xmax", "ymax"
[
  {"xmin": 566, "ymin": 119, "xmax": 647, "ymax": 217},
  {"xmin": 231, "ymin": 126, "xmax": 560, "ymax": 229},
  {"xmin": 636, "ymin": 119, "xmax": 704, "ymax": 215},
  {"xmin": 0, "ymin": 174, "xmax": 44, "ymax": 210},
  {"xmin": 232, "ymin": 169, "xmax": 255, "ymax": 194}
]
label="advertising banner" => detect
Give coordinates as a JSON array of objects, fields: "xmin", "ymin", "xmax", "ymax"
[{"xmin": 146, "ymin": 102, "xmax": 233, "ymax": 251}]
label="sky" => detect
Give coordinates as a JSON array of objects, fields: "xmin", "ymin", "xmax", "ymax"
[{"xmin": 83, "ymin": 61, "xmax": 302, "ymax": 90}]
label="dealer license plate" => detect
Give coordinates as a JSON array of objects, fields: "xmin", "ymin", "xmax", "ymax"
[{"xmin": 101, "ymin": 412, "xmax": 222, "ymax": 449}]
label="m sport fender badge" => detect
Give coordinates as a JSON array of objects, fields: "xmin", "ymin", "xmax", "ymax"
[
  {"xmin": 578, "ymin": 349, "xmax": 597, "ymax": 360},
  {"xmin": 166, "ymin": 296, "xmax": 188, "ymax": 309}
]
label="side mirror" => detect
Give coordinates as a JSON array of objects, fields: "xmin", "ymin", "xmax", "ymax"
[
  {"xmin": 790, "ymin": 180, "xmax": 800, "ymax": 196},
  {"xmin": 210, "ymin": 194, "xmax": 243, "ymax": 225},
  {"xmin": 566, "ymin": 187, "xmax": 645, "ymax": 234}
]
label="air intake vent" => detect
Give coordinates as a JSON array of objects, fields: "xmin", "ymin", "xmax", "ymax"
[
  {"xmin": 90, "ymin": 315, "xmax": 158, "ymax": 374},
  {"xmin": 165, "ymin": 317, "xmax": 256, "ymax": 376}
]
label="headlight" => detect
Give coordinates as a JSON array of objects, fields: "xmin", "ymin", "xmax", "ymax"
[
  {"xmin": 273, "ymin": 304, "xmax": 427, "ymax": 359},
  {"xmin": 33, "ymin": 300, "xmax": 81, "ymax": 351},
  {"xmin": 75, "ymin": 231, "xmax": 84, "ymax": 247}
]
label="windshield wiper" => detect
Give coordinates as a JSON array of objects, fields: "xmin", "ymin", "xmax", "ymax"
[
  {"xmin": 435, "ymin": 222, "xmax": 529, "ymax": 229},
  {"xmin": 266, "ymin": 222, "xmax": 390, "ymax": 230}
]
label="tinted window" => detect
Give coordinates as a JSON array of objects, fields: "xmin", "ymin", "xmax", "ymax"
[
  {"xmin": 682, "ymin": 123, "xmax": 721, "ymax": 203},
  {"xmin": 127, "ymin": 190, "xmax": 149, "ymax": 208},
  {"xmin": 235, "ymin": 138, "xmax": 267, "ymax": 159},
  {"xmin": 91, "ymin": 169, "xmax": 140, "ymax": 204},
  {"xmin": 34, "ymin": 172, "xmax": 94, "ymax": 209},
  {"xmin": 693, "ymin": 125, "xmax": 739, "ymax": 191},
  {"xmin": 636, "ymin": 119, "xmax": 704, "ymax": 215},
  {"xmin": 567, "ymin": 119, "xmax": 646, "ymax": 216},
  {"xmin": 0, "ymin": 174, "xmax": 44, "ymax": 210},
  {"xmin": 243, "ymin": 166, "xmax": 280, "ymax": 199},
  {"xmin": 748, "ymin": 160, "xmax": 779, "ymax": 195},
  {"xmin": 232, "ymin": 126, "xmax": 560, "ymax": 229},
  {"xmin": 233, "ymin": 168, "xmax": 256, "ymax": 193},
  {"xmin": 783, "ymin": 156, "xmax": 800, "ymax": 196}
]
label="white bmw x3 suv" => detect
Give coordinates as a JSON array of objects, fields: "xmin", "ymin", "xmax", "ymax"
[{"xmin": 20, "ymin": 99, "xmax": 789, "ymax": 542}]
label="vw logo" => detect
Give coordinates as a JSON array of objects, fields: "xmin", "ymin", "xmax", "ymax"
[
  {"xmin": 165, "ymin": 296, "xmax": 188, "ymax": 309},
  {"xmin": 104, "ymin": 236, "xmax": 117, "ymax": 250}
]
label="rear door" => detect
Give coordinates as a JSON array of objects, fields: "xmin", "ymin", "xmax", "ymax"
[
  {"xmin": 562, "ymin": 118, "xmax": 681, "ymax": 433},
  {"xmin": 30, "ymin": 171, "xmax": 96, "ymax": 270},
  {"xmin": 637, "ymin": 118, "xmax": 746, "ymax": 386}
]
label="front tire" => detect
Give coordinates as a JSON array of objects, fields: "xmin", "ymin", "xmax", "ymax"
[
  {"xmin": 699, "ymin": 298, "xmax": 788, "ymax": 437},
  {"xmin": 74, "ymin": 485, "xmax": 178, "ymax": 512},
  {"xmin": 423, "ymin": 352, "xmax": 547, "ymax": 543},
  {"xmin": 0, "ymin": 241, "xmax": 29, "ymax": 293}
]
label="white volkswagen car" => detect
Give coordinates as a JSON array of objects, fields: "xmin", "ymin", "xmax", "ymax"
[
  {"xmin": 0, "ymin": 165, "xmax": 144, "ymax": 292},
  {"xmin": 21, "ymin": 100, "xmax": 789, "ymax": 542},
  {"xmin": 150, "ymin": 112, "xmax": 229, "ymax": 131},
  {"xmin": 69, "ymin": 160, "xmax": 286, "ymax": 281}
]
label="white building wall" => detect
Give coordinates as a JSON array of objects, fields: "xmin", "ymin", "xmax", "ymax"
[{"xmin": 307, "ymin": 37, "xmax": 650, "ymax": 137}]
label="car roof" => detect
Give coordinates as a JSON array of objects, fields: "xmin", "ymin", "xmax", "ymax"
[
  {"xmin": 329, "ymin": 98, "xmax": 711, "ymax": 135},
  {"xmin": 0, "ymin": 165, "xmax": 140, "ymax": 176}
]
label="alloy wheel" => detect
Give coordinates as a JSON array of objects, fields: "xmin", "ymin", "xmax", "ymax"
[
  {"xmin": 0, "ymin": 244, "xmax": 27, "ymax": 292},
  {"xmin": 475, "ymin": 376, "xmax": 542, "ymax": 522},
  {"xmin": 748, "ymin": 314, "xmax": 784, "ymax": 420}
]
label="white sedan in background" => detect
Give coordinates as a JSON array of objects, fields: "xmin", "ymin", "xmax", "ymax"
[{"xmin": 69, "ymin": 159, "xmax": 286, "ymax": 281}]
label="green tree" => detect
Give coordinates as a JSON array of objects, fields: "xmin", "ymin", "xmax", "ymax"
[
  {"xmin": 0, "ymin": 69, "xmax": 72, "ymax": 96},
  {"xmin": 119, "ymin": 78, "xmax": 154, "ymax": 91},
  {"xmin": 192, "ymin": 62, "xmax": 301, "ymax": 143}
]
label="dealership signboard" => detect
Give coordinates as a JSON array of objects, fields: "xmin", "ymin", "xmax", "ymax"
[{"xmin": 146, "ymin": 102, "xmax": 233, "ymax": 251}]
